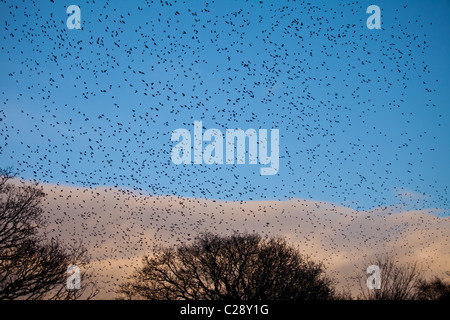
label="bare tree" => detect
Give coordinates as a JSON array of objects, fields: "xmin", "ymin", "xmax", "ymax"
[
  {"xmin": 0, "ymin": 168, "xmax": 98, "ymax": 300},
  {"xmin": 117, "ymin": 232, "xmax": 337, "ymax": 300},
  {"xmin": 359, "ymin": 255, "xmax": 423, "ymax": 300},
  {"xmin": 416, "ymin": 274, "xmax": 450, "ymax": 300}
]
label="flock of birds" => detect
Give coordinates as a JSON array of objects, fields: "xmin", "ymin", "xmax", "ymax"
[
  {"xmin": 0, "ymin": 0, "xmax": 448, "ymax": 298},
  {"xmin": 40, "ymin": 183, "xmax": 449, "ymax": 298}
]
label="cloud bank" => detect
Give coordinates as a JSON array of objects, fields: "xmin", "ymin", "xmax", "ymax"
[{"xmin": 37, "ymin": 183, "xmax": 449, "ymax": 299}]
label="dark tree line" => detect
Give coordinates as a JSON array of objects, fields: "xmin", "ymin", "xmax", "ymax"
[
  {"xmin": 118, "ymin": 232, "xmax": 450, "ymax": 301},
  {"xmin": 359, "ymin": 255, "xmax": 450, "ymax": 300},
  {"xmin": 416, "ymin": 276, "xmax": 450, "ymax": 300},
  {"xmin": 117, "ymin": 232, "xmax": 338, "ymax": 300}
]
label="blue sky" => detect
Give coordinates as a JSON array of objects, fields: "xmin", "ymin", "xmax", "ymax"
[{"xmin": 1, "ymin": 0, "xmax": 449, "ymax": 215}]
